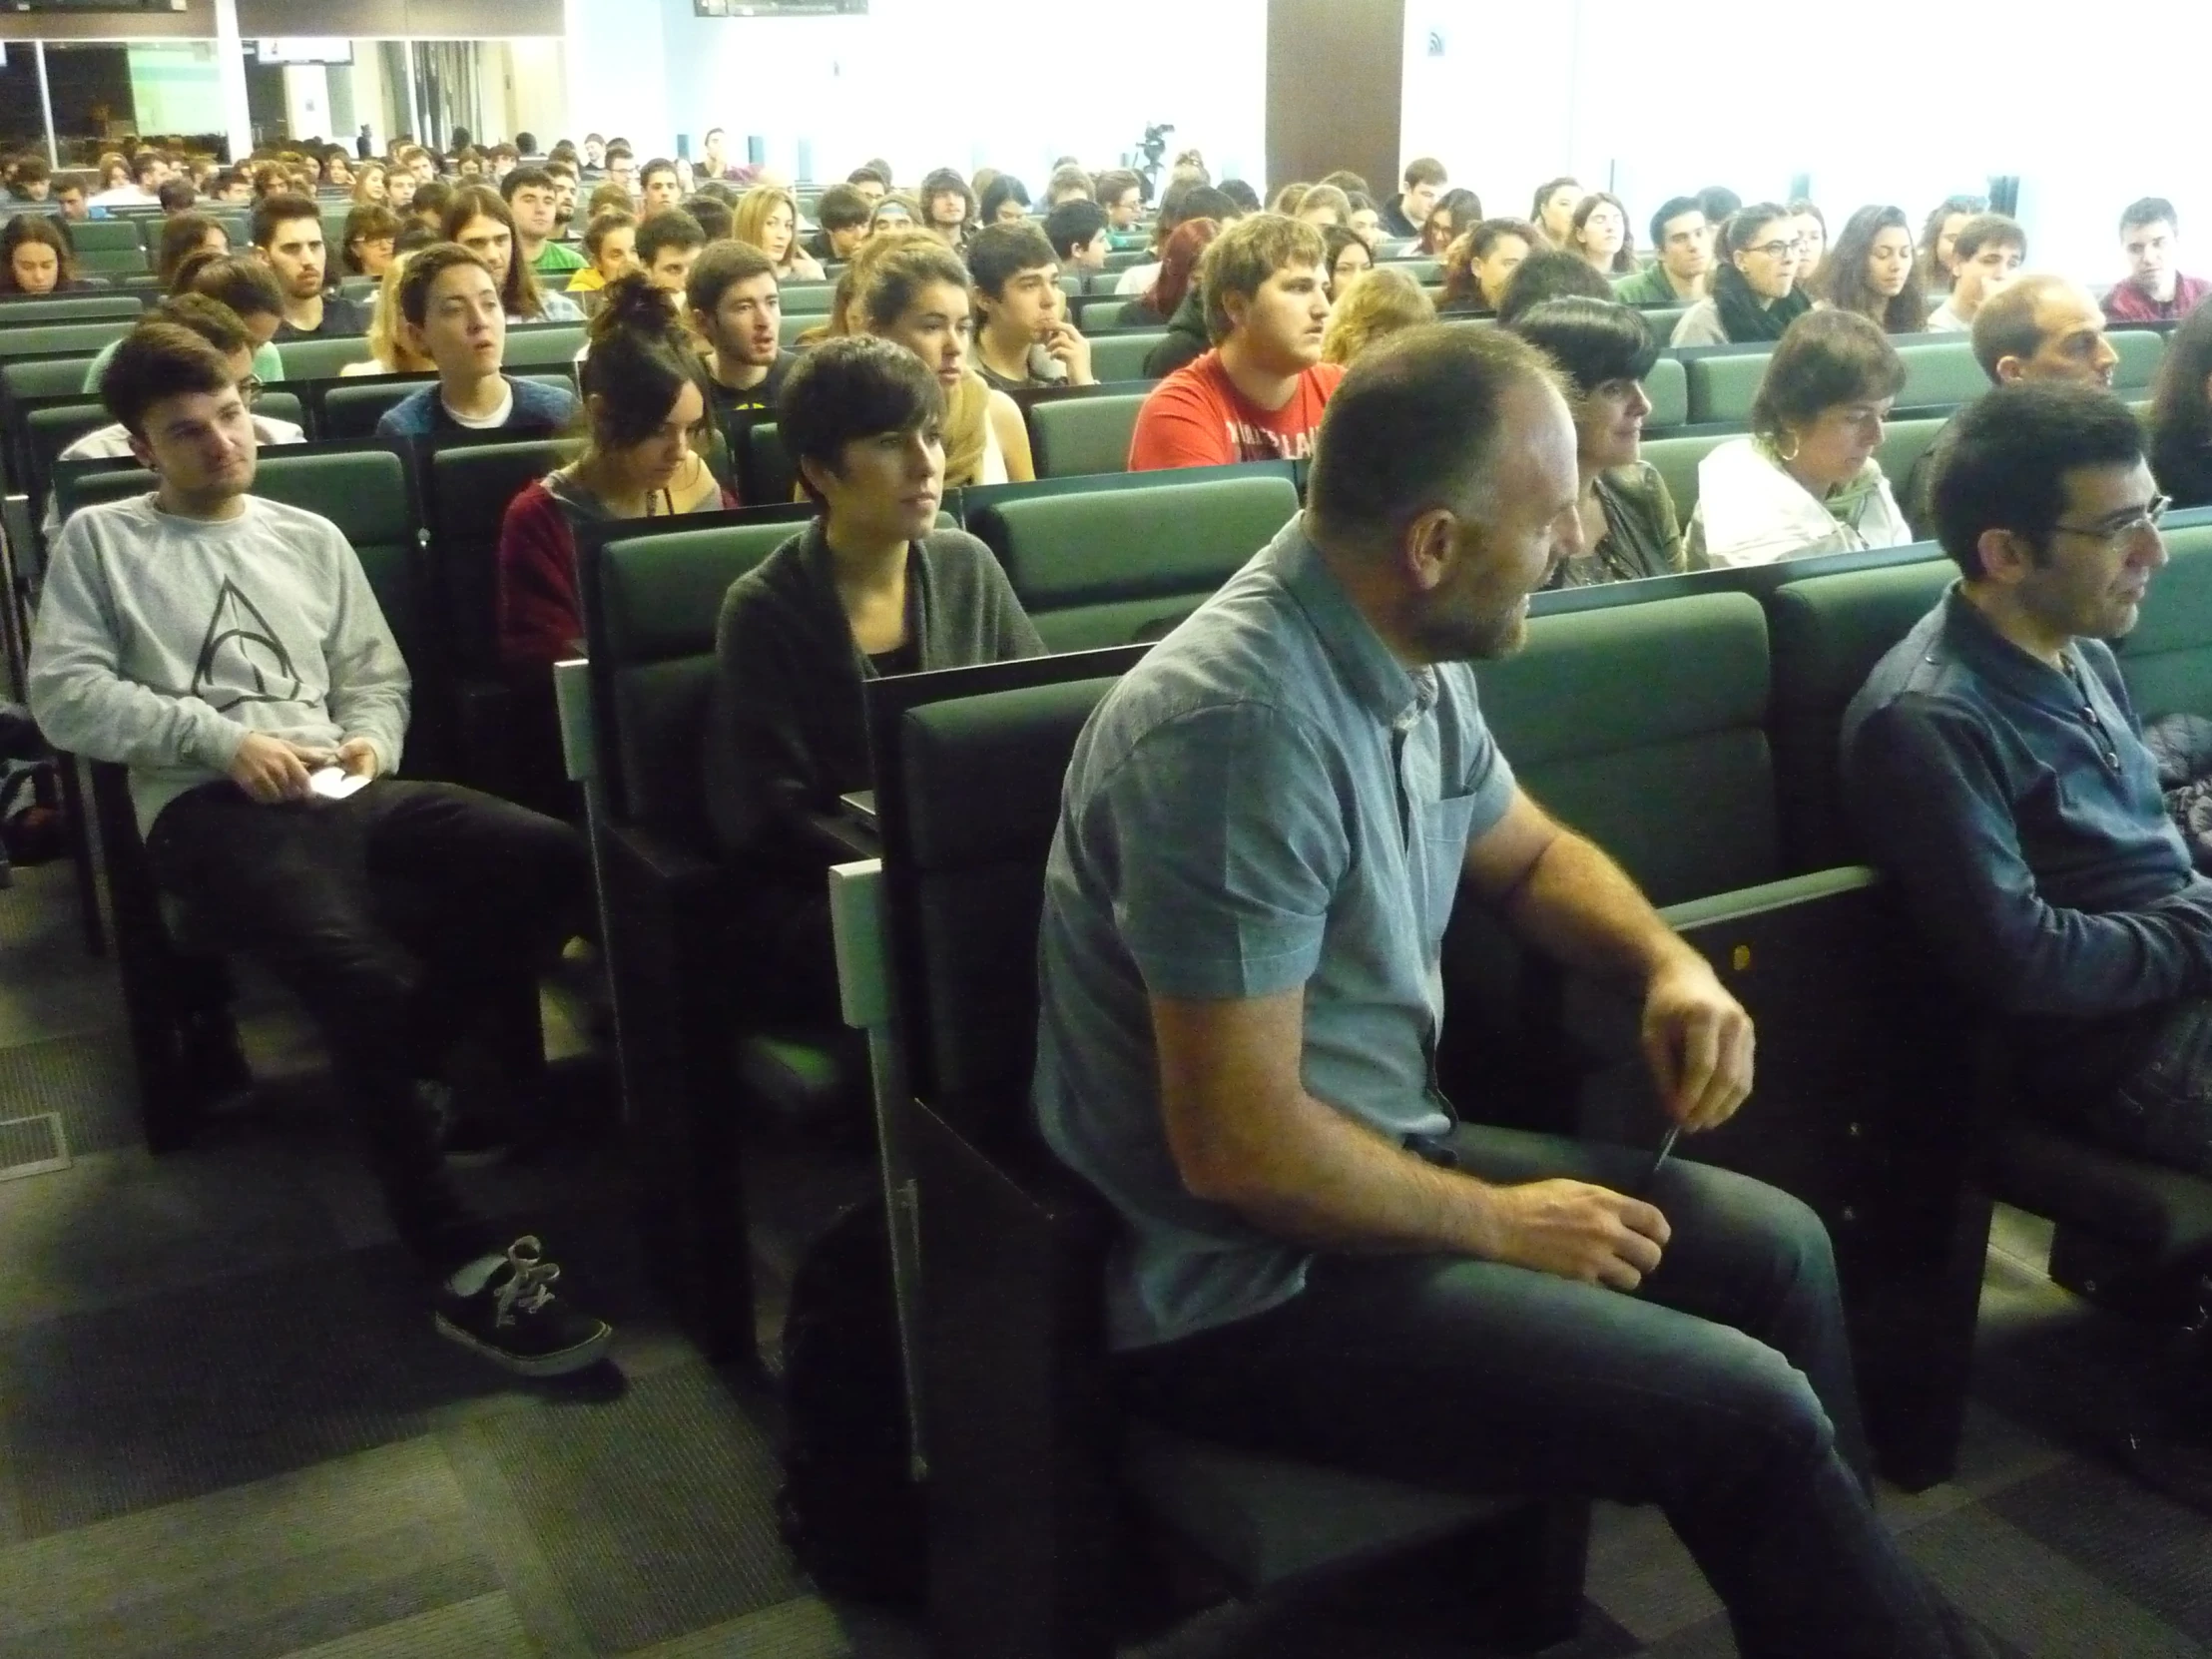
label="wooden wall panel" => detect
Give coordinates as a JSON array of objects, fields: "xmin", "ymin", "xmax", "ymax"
[{"xmin": 1266, "ymin": 0, "xmax": 1403, "ymax": 198}]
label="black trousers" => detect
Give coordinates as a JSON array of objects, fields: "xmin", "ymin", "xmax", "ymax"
[{"xmin": 145, "ymin": 778, "xmax": 590, "ymax": 1276}]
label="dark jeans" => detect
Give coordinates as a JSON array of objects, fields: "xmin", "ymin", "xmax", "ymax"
[
  {"xmin": 145, "ymin": 778, "xmax": 590, "ymax": 1276},
  {"xmin": 2036, "ymin": 998, "xmax": 2212, "ymax": 1178},
  {"xmin": 1116, "ymin": 1125, "xmax": 1953, "ymax": 1659}
]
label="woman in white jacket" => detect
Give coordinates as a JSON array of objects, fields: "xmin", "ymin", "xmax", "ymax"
[{"xmin": 1688, "ymin": 308, "xmax": 1916, "ymax": 567}]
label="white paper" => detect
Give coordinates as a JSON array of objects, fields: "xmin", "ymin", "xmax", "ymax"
[{"xmin": 308, "ymin": 766, "xmax": 372, "ymax": 801}]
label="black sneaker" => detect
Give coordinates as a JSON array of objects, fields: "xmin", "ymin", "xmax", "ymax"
[{"xmin": 433, "ymin": 1236, "xmax": 612, "ymax": 1377}]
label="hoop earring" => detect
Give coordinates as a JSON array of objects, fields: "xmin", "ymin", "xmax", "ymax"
[{"xmin": 1775, "ymin": 432, "xmax": 1801, "ymax": 463}]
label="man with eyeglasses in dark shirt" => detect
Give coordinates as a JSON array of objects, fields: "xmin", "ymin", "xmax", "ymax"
[{"xmin": 1844, "ymin": 382, "xmax": 2212, "ymax": 1175}]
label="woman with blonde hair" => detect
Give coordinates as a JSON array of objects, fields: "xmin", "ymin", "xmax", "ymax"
[
  {"xmin": 733, "ymin": 185, "xmax": 826, "ymax": 281},
  {"xmin": 350, "ymin": 163, "xmax": 389, "ymax": 207},
  {"xmin": 339, "ymin": 251, "xmax": 437, "ymax": 378},
  {"xmin": 1321, "ymin": 267, "xmax": 1435, "ymax": 365},
  {"xmin": 849, "ymin": 229, "xmax": 1033, "ymax": 486}
]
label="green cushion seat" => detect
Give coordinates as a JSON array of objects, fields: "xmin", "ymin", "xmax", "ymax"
[{"xmin": 1026, "ymin": 392, "xmax": 1146, "ymax": 479}]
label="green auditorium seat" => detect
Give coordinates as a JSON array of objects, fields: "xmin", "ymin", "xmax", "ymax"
[
  {"xmin": 1684, "ymin": 346, "xmax": 1770, "ymax": 425},
  {"xmin": 1875, "ymin": 414, "xmax": 1949, "ymax": 500},
  {"xmin": 2115, "ymin": 516, "xmax": 2212, "ymax": 719},
  {"xmin": 61, "ymin": 220, "xmax": 143, "ymax": 253},
  {"xmin": 75, "ymin": 247, "xmax": 151, "ymax": 277},
  {"xmin": 986, "ymin": 472, "xmax": 1298, "ymax": 650},
  {"xmin": 316, "ymin": 375, "xmax": 438, "ymax": 439},
  {"xmin": 1643, "ymin": 353, "xmax": 1688, "ymax": 430},
  {"xmin": 1089, "ymin": 330, "xmax": 1166, "ymax": 382},
  {"xmin": 864, "ymin": 654, "xmax": 1590, "ymax": 1658},
  {"xmin": 1466, "ymin": 589, "xmax": 1984, "ymax": 1488},
  {"xmin": 503, "ymin": 320, "xmax": 588, "ymax": 367},
  {"xmin": 733, "ymin": 417, "xmax": 796, "ymax": 505},
  {"xmin": 1, "ymin": 355, "xmax": 99, "ymax": 406},
  {"xmin": 0, "ymin": 319, "xmax": 135, "ymax": 361},
  {"xmin": 1025, "ymin": 391, "xmax": 1147, "ymax": 479},
  {"xmin": 1071, "ymin": 291, "xmax": 1137, "ymax": 331},
  {"xmin": 1894, "ymin": 339, "xmax": 1988, "ymax": 409},
  {"xmin": 275, "ymin": 335, "xmax": 374, "ymax": 380},
  {"xmin": 22, "ymin": 400, "xmax": 116, "ymax": 531},
  {"xmin": 576, "ymin": 510, "xmax": 840, "ymax": 1360},
  {"xmin": 2107, "ymin": 326, "xmax": 2168, "ymax": 399},
  {"xmin": 1640, "ymin": 429, "xmax": 1729, "ymax": 529},
  {"xmin": 0, "ymin": 292, "xmax": 143, "ymax": 325},
  {"xmin": 781, "ymin": 282, "xmax": 835, "ymax": 314},
  {"xmin": 778, "ymin": 310, "xmax": 819, "ymax": 347}
]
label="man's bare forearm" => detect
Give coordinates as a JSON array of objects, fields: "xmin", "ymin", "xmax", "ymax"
[{"xmin": 1499, "ymin": 827, "xmax": 1697, "ymax": 985}]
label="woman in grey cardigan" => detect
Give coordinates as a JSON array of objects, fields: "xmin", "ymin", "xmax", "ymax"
[{"xmin": 705, "ymin": 336, "xmax": 1044, "ymax": 1024}]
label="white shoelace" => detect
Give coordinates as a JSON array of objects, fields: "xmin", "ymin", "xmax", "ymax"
[{"xmin": 493, "ymin": 1236, "xmax": 561, "ymax": 1328}]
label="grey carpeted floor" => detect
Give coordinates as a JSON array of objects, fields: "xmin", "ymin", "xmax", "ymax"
[{"xmin": 3, "ymin": 858, "xmax": 2212, "ymax": 1657}]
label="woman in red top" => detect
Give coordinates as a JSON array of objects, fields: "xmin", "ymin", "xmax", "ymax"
[{"xmin": 496, "ymin": 276, "xmax": 731, "ymax": 671}]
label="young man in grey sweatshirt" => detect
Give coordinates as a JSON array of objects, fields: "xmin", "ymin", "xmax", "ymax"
[{"xmin": 29, "ymin": 321, "xmax": 612, "ymax": 1378}]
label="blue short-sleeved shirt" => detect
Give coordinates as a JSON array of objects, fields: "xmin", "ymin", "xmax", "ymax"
[{"xmin": 1032, "ymin": 515, "xmax": 1519, "ymax": 1351}]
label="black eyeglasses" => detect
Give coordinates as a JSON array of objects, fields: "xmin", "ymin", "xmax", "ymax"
[
  {"xmin": 237, "ymin": 374, "xmax": 264, "ymax": 406},
  {"xmin": 2052, "ymin": 493, "xmax": 2169, "ymax": 548}
]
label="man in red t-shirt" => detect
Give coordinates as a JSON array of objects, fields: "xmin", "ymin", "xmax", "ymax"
[{"xmin": 1129, "ymin": 214, "xmax": 1345, "ymax": 471}]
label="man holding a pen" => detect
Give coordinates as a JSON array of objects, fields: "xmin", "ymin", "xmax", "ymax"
[{"xmin": 1033, "ymin": 326, "xmax": 1985, "ymax": 1658}]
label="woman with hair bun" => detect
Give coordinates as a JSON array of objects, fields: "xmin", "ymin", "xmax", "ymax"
[{"xmin": 495, "ymin": 274, "xmax": 731, "ymax": 671}]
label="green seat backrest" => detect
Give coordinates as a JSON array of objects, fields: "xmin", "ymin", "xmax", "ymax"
[
  {"xmin": 591, "ymin": 520, "xmax": 804, "ymax": 837},
  {"xmin": 0, "ymin": 320, "xmax": 134, "ymax": 361},
  {"xmin": 782, "ymin": 283, "xmax": 835, "ymax": 314},
  {"xmin": 1875, "ymin": 416, "xmax": 1947, "ymax": 497},
  {"xmin": 779, "ymin": 310, "xmax": 819, "ymax": 347},
  {"xmin": 2109, "ymin": 327, "xmax": 2166, "ymax": 397},
  {"xmin": 1643, "ymin": 355, "xmax": 1688, "ymax": 430},
  {"xmin": 1382, "ymin": 258, "xmax": 1440, "ymax": 284},
  {"xmin": 1640, "ymin": 430, "xmax": 1729, "ymax": 530},
  {"xmin": 1640, "ymin": 305, "xmax": 1688, "ymax": 342},
  {"xmin": 24, "ymin": 401, "xmax": 111, "ymax": 504},
  {"xmin": 897, "ymin": 674, "xmax": 1129, "ymax": 1103},
  {"xmin": 426, "ymin": 439, "xmax": 566, "ymax": 675},
  {"xmin": 1073, "ymin": 292, "xmax": 1137, "ymax": 330},
  {"xmin": 2116, "ymin": 524, "xmax": 2212, "ymax": 719},
  {"xmin": 1894, "ymin": 340, "xmax": 1985, "ymax": 409},
  {"xmin": 741, "ymin": 421, "xmax": 795, "ymax": 505},
  {"xmin": 1686, "ymin": 349, "xmax": 1770, "ymax": 425},
  {"xmin": 276, "ymin": 335, "xmax": 373, "ymax": 380},
  {"xmin": 992, "ymin": 473, "xmax": 1298, "ymax": 651},
  {"xmin": 2, "ymin": 355, "xmax": 96, "ymax": 402},
  {"xmin": 76, "ymin": 248, "xmax": 150, "ymax": 277},
  {"xmin": 1766, "ymin": 559, "xmax": 1956, "ymax": 871},
  {"xmin": 504, "ymin": 321, "xmax": 587, "ymax": 367},
  {"xmin": 1476, "ymin": 591, "xmax": 1777, "ymax": 904},
  {"xmin": 61, "ymin": 220, "xmax": 142, "ymax": 253},
  {"xmin": 0, "ymin": 293, "xmax": 142, "ymax": 325},
  {"xmin": 1091, "ymin": 330, "xmax": 1167, "ymax": 383},
  {"xmin": 1028, "ymin": 393, "xmax": 1146, "ymax": 479},
  {"xmin": 320, "ymin": 376, "xmax": 435, "ymax": 439}
]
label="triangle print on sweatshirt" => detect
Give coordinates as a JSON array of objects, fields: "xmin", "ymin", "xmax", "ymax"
[{"xmin": 191, "ymin": 577, "xmax": 303, "ymax": 711}]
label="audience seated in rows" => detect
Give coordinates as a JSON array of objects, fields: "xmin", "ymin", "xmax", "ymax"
[
  {"xmin": 1119, "ymin": 216, "xmax": 1219, "ymax": 332},
  {"xmin": 158, "ymin": 212, "xmax": 230, "ymax": 287},
  {"xmin": 1672, "ymin": 202, "xmax": 1813, "ymax": 346},
  {"xmin": 441, "ymin": 184, "xmax": 584, "ymax": 322},
  {"xmin": 2151, "ymin": 302, "xmax": 2212, "ymax": 508},
  {"xmin": 1532, "ymin": 175, "xmax": 1583, "ymax": 248},
  {"xmin": 1380, "ymin": 155, "xmax": 1446, "ymax": 240},
  {"xmin": 339, "ymin": 205, "xmax": 400, "ymax": 279},
  {"xmin": 373, "ymin": 245, "xmax": 578, "ymax": 440},
  {"xmin": 806, "ymin": 183, "xmax": 872, "ymax": 266},
  {"xmin": 565, "ymin": 209, "xmax": 638, "ymax": 301},
  {"xmin": 1115, "ymin": 180, "xmax": 1241, "ymax": 298},
  {"xmin": 1847, "ymin": 383, "xmax": 2208, "ymax": 1182},
  {"xmin": 1319, "ymin": 266, "xmax": 1433, "ymax": 366},
  {"xmin": 1494, "ymin": 247, "xmax": 1612, "ymax": 326},
  {"xmin": 28, "ymin": 321, "xmax": 612, "ymax": 1378},
  {"xmin": 339, "ymin": 251, "xmax": 434, "ymax": 377},
  {"xmin": 848, "ymin": 230, "xmax": 1033, "ymax": 485},
  {"xmin": 1509, "ymin": 296, "xmax": 1685, "ymax": 584},
  {"xmin": 1436, "ymin": 218, "xmax": 1535, "ymax": 317},
  {"xmin": 967, "ymin": 223, "xmax": 1095, "ymax": 391},
  {"xmin": 0, "ymin": 215, "xmax": 88, "ymax": 295},
  {"xmin": 2105, "ymin": 197, "xmax": 2211, "ymax": 324},
  {"xmin": 503, "ymin": 166, "xmax": 583, "ymax": 279},
  {"xmin": 1614, "ymin": 197, "xmax": 1711, "ymax": 305},
  {"xmin": 1128, "ymin": 213, "xmax": 1342, "ymax": 471},
  {"xmin": 1097, "ymin": 169, "xmax": 1145, "ymax": 245},
  {"xmin": 1321, "ymin": 225, "xmax": 1373, "ymax": 299},
  {"xmin": 1688, "ymin": 308, "xmax": 1913, "ymax": 567},
  {"xmin": 1901, "ymin": 276, "xmax": 2119, "ymax": 536},
  {"xmin": 688, "ymin": 240, "xmax": 798, "ymax": 421},
  {"xmin": 1036, "ymin": 321, "xmax": 1981, "ymax": 1659},
  {"xmin": 1816, "ymin": 205, "xmax": 1927, "ymax": 335},
  {"xmin": 635, "ymin": 209, "xmax": 708, "ymax": 296},
  {"xmin": 1420, "ymin": 186, "xmax": 1483, "ymax": 258},
  {"xmin": 1925, "ymin": 215, "xmax": 2025, "ymax": 333},
  {"xmin": 918, "ymin": 168, "xmax": 975, "ymax": 251},
  {"xmin": 703, "ymin": 336, "xmax": 1043, "ymax": 1026},
  {"xmin": 978, "ymin": 175, "xmax": 1030, "ymax": 228},
  {"xmin": 1044, "ymin": 197, "xmax": 1109, "ymax": 274},
  {"xmin": 497, "ymin": 275, "xmax": 730, "ymax": 671}
]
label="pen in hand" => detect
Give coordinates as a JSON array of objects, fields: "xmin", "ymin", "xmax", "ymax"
[{"xmin": 1637, "ymin": 1124, "xmax": 1681, "ymax": 1198}]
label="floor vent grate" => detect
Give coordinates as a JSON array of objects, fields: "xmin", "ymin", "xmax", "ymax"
[{"xmin": 0, "ymin": 1111, "xmax": 70, "ymax": 1179}]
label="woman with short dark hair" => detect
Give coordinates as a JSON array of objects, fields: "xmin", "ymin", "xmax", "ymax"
[
  {"xmin": 704, "ymin": 335, "xmax": 1043, "ymax": 1023},
  {"xmin": 1688, "ymin": 308, "xmax": 1915, "ymax": 566},
  {"xmin": 2150, "ymin": 300, "xmax": 2212, "ymax": 507},
  {"xmin": 1669, "ymin": 204, "xmax": 1814, "ymax": 345},
  {"xmin": 1508, "ymin": 296, "xmax": 1686, "ymax": 585},
  {"xmin": 1816, "ymin": 205, "xmax": 1927, "ymax": 334}
]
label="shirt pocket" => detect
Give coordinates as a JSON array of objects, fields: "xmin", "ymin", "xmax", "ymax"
[{"xmin": 1410, "ymin": 791, "xmax": 1482, "ymax": 948}]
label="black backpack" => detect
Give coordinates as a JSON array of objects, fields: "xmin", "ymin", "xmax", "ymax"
[{"xmin": 776, "ymin": 1195, "xmax": 927, "ymax": 1607}]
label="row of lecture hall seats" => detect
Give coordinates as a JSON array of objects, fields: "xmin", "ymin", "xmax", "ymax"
[{"xmin": 40, "ymin": 383, "xmax": 2212, "ymax": 1653}]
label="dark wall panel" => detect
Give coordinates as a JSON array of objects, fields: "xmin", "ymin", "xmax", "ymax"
[{"xmin": 1266, "ymin": 0, "xmax": 1403, "ymax": 198}]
